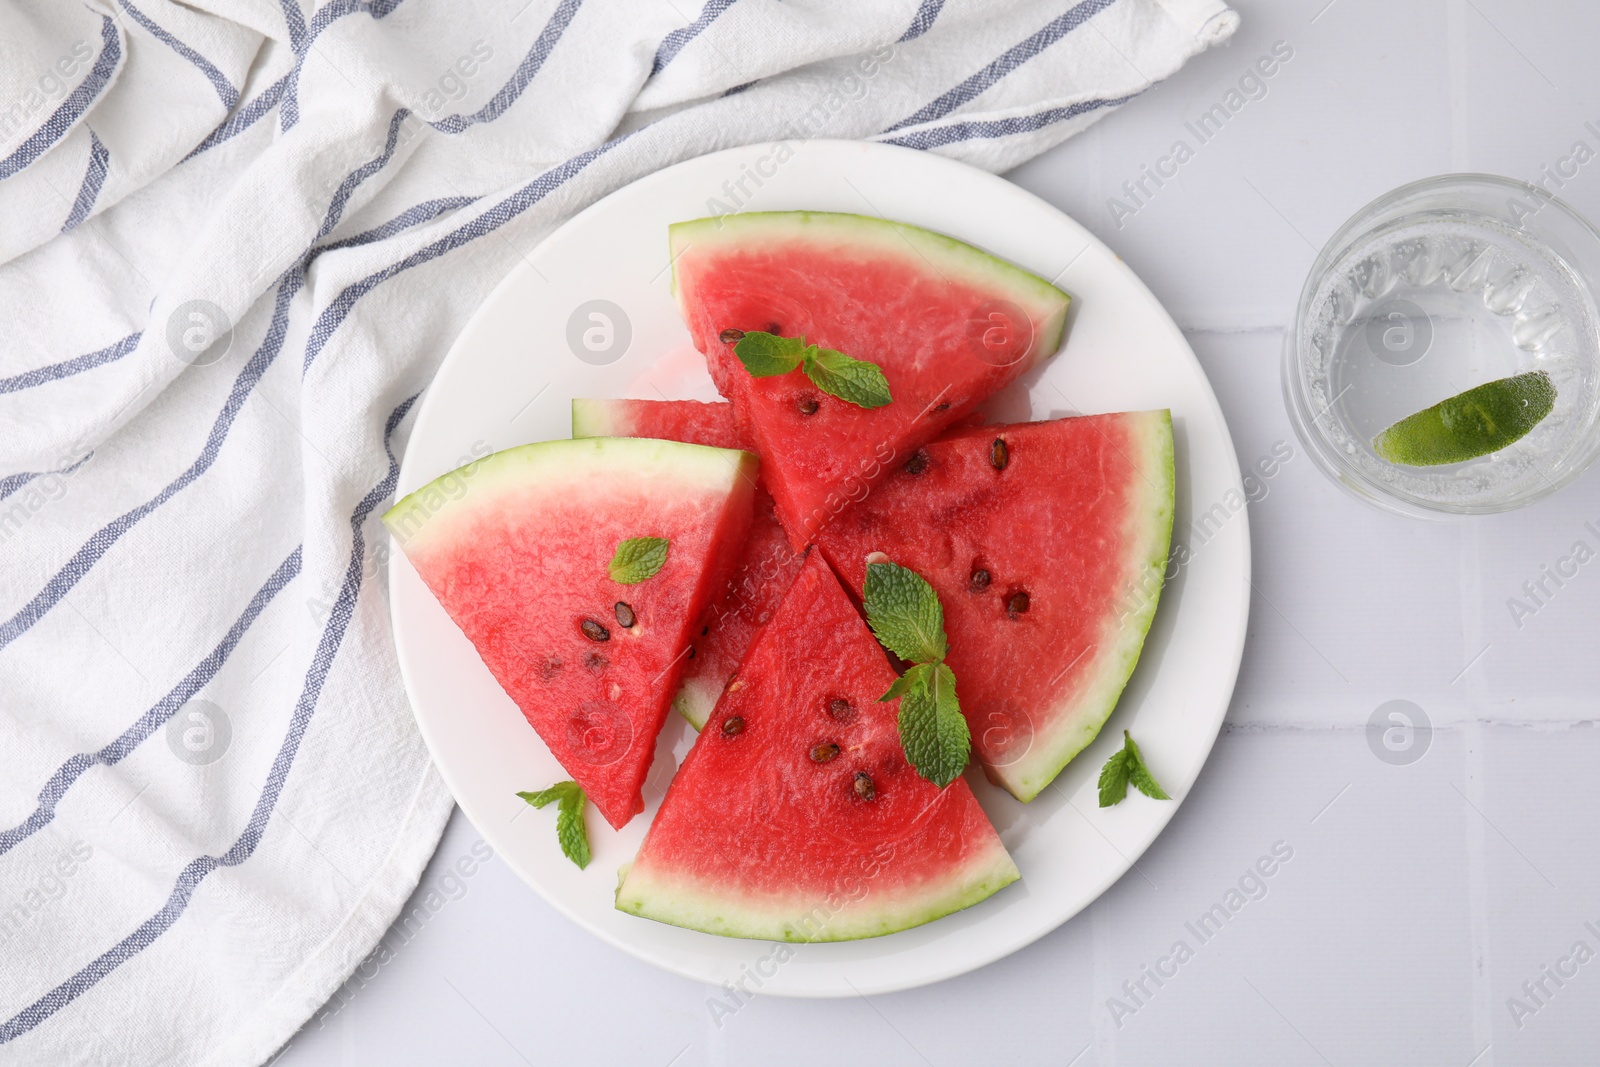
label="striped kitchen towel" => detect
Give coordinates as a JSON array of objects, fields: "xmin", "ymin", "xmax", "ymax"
[{"xmin": 0, "ymin": 0, "xmax": 1236, "ymax": 1063}]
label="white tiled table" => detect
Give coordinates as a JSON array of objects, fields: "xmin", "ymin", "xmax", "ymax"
[{"xmin": 277, "ymin": 1, "xmax": 1600, "ymax": 1062}]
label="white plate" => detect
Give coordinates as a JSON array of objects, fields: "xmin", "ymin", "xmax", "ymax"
[{"xmin": 388, "ymin": 140, "xmax": 1250, "ymax": 997}]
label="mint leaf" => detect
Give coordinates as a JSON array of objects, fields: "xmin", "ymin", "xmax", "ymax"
[
  {"xmin": 733, "ymin": 331, "xmax": 805, "ymax": 377},
  {"xmin": 802, "ymin": 347, "xmax": 892, "ymax": 409},
  {"xmin": 1098, "ymin": 731, "xmax": 1169, "ymax": 807},
  {"xmin": 1097, "ymin": 749, "xmax": 1132, "ymax": 807},
  {"xmin": 517, "ymin": 782, "xmax": 592, "ymax": 868},
  {"xmin": 517, "ymin": 782, "xmax": 579, "ymax": 808},
  {"xmin": 879, "ymin": 663, "xmax": 929, "ymax": 703},
  {"xmin": 1124, "ymin": 733, "xmax": 1170, "ymax": 800},
  {"xmin": 895, "ymin": 662, "xmax": 969, "ymax": 788},
  {"xmin": 864, "ymin": 561, "xmax": 947, "ymax": 664},
  {"xmin": 609, "ymin": 536, "xmax": 668, "ymax": 584}
]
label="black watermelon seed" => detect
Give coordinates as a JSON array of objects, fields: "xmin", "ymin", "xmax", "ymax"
[
  {"xmin": 798, "ymin": 396, "xmax": 819, "ymax": 416},
  {"xmin": 810, "ymin": 742, "xmax": 840, "ymax": 763},
  {"xmin": 581, "ymin": 619, "xmax": 610, "ymax": 641},
  {"xmin": 991, "ymin": 438, "xmax": 1009, "ymax": 471},
  {"xmin": 853, "ymin": 772, "xmax": 876, "ymax": 800},
  {"xmin": 935, "ymin": 402, "xmax": 950, "ymax": 412},
  {"xmin": 687, "ymin": 646, "xmax": 696, "ymax": 659},
  {"xmin": 969, "ymin": 568, "xmax": 991, "ymax": 592},
  {"xmin": 701, "ymin": 625, "xmax": 709, "ymax": 636},
  {"xmin": 719, "ymin": 327, "xmax": 745, "ymax": 344},
  {"xmin": 828, "ymin": 697, "xmax": 855, "ymax": 722},
  {"xmin": 765, "ymin": 321, "xmax": 782, "ymax": 334},
  {"xmin": 614, "ymin": 602, "xmax": 635, "ymax": 628},
  {"xmin": 903, "ymin": 451, "xmax": 929, "ymax": 475},
  {"xmin": 722, "ymin": 716, "xmax": 745, "ymax": 736},
  {"xmin": 1006, "ymin": 591, "xmax": 1030, "ymax": 616}
]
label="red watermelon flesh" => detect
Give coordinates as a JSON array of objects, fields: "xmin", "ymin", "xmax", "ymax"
[
  {"xmin": 615, "ymin": 552, "xmax": 1019, "ymax": 941},
  {"xmin": 571, "ymin": 398, "xmax": 988, "ymax": 727},
  {"xmin": 383, "ymin": 438, "xmax": 758, "ymax": 829},
  {"xmin": 816, "ymin": 412, "xmax": 1174, "ymax": 802},
  {"xmin": 671, "ymin": 211, "xmax": 1070, "ymax": 549},
  {"xmin": 571, "ymin": 398, "xmax": 803, "ymax": 729}
]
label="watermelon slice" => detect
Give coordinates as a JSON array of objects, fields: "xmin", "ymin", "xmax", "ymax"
[
  {"xmin": 615, "ymin": 553, "xmax": 1019, "ymax": 941},
  {"xmin": 670, "ymin": 211, "xmax": 1070, "ymax": 548},
  {"xmin": 570, "ymin": 398, "xmax": 801, "ymax": 729},
  {"xmin": 816, "ymin": 412, "xmax": 1175, "ymax": 802},
  {"xmin": 383, "ymin": 438, "xmax": 757, "ymax": 829}
]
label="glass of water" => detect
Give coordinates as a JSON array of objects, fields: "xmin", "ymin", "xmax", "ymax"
[{"xmin": 1283, "ymin": 174, "xmax": 1600, "ymax": 516}]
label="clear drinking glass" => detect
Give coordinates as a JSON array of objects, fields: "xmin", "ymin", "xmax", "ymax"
[{"xmin": 1283, "ymin": 174, "xmax": 1600, "ymax": 516}]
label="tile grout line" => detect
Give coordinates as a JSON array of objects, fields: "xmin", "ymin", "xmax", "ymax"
[{"xmin": 1462, "ymin": 720, "xmax": 1497, "ymax": 1062}]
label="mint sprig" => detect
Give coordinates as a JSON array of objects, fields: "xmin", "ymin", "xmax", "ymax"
[
  {"xmin": 1097, "ymin": 731, "xmax": 1170, "ymax": 807},
  {"xmin": 865, "ymin": 561, "xmax": 970, "ymax": 788},
  {"xmin": 732, "ymin": 331, "xmax": 891, "ymax": 410},
  {"xmin": 516, "ymin": 782, "xmax": 592, "ymax": 868},
  {"xmin": 609, "ymin": 536, "xmax": 668, "ymax": 584}
]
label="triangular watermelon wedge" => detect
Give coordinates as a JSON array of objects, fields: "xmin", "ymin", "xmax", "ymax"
[
  {"xmin": 615, "ymin": 552, "xmax": 1019, "ymax": 941},
  {"xmin": 670, "ymin": 211, "xmax": 1070, "ymax": 548},
  {"xmin": 383, "ymin": 438, "xmax": 758, "ymax": 829},
  {"xmin": 816, "ymin": 412, "xmax": 1175, "ymax": 802}
]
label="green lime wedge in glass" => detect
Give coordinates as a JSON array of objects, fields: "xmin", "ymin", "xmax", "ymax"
[{"xmin": 1374, "ymin": 370, "xmax": 1556, "ymax": 466}]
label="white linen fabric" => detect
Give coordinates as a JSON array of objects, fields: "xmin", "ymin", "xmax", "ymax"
[{"xmin": 0, "ymin": 0, "xmax": 1236, "ymax": 1062}]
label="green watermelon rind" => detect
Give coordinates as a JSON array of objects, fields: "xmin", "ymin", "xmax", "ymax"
[
  {"xmin": 569, "ymin": 398, "xmax": 630, "ymax": 440},
  {"xmin": 382, "ymin": 436, "xmax": 757, "ymax": 549},
  {"xmin": 991, "ymin": 410, "xmax": 1176, "ymax": 802},
  {"xmin": 614, "ymin": 835, "xmax": 1020, "ymax": 943},
  {"xmin": 668, "ymin": 211, "xmax": 1071, "ymax": 366}
]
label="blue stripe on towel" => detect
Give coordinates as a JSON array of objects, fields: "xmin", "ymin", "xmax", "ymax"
[
  {"xmin": 898, "ymin": 0, "xmax": 946, "ymax": 42},
  {"xmin": 313, "ymin": 196, "xmax": 479, "ymax": 256},
  {"xmin": 0, "ymin": 331, "xmax": 140, "ymax": 394},
  {"xmin": 650, "ymin": 0, "xmax": 737, "ymax": 76},
  {"xmin": 0, "ymin": 452, "xmax": 94, "ymax": 503},
  {"xmin": 277, "ymin": 0, "xmax": 307, "ymax": 52},
  {"xmin": 882, "ymin": 92, "xmax": 1135, "ymax": 149},
  {"xmin": 427, "ymin": 0, "xmax": 582, "ymax": 135},
  {"xmin": 117, "ymin": 0, "xmax": 240, "ymax": 110},
  {"xmin": 883, "ymin": 0, "xmax": 1116, "ymax": 133},
  {"xmin": 60, "ymin": 131, "xmax": 110, "ymax": 233}
]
